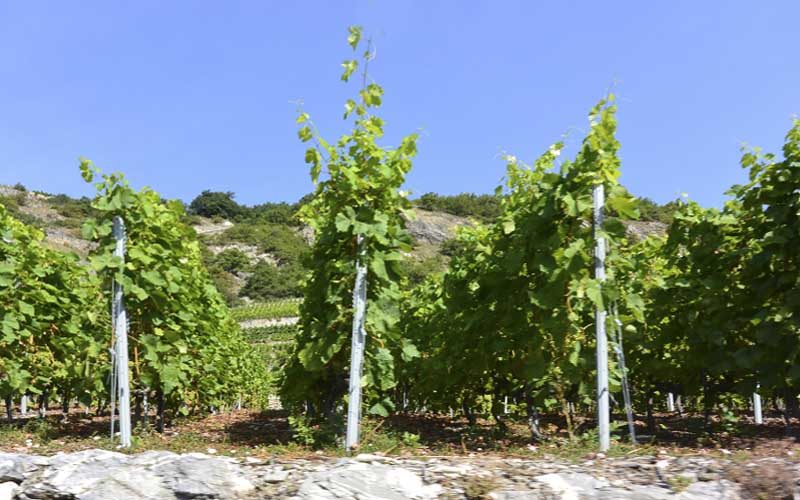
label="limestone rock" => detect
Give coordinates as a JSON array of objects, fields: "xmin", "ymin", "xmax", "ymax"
[
  {"xmin": 296, "ymin": 461, "xmax": 442, "ymax": 499},
  {"xmin": 0, "ymin": 482, "xmax": 18, "ymax": 500},
  {"xmin": 15, "ymin": 450, "xmax": 254, "ymax": 500}
]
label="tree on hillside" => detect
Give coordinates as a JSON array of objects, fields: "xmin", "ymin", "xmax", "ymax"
[
  {"xmin": 636, "ymin": 197, "xmax": 682, "ymax": 224},
  {"xmin": 414, "ymin": 192, "xmax": 502, "ymax": 219},
  {"xmin": 189, "ymin": 190, "xmax": 245, "ymax": 220}
]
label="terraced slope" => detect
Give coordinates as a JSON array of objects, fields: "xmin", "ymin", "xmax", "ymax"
[{"xmin": 233, "ymin": 298, "xmax": 301, "ymax": 409}]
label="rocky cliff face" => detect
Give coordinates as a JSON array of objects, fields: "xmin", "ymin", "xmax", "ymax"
[
  {"xmin": 403, "ymin": 209, "xmax": 472, "ymax": 245},
  {"xmin": 623, "ymin": 220, "xmax": 668, "ymax": 241}
]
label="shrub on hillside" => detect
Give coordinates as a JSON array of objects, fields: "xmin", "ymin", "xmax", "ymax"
[
  {"xmin": 215, "ymin": 222, "xmax": 308, "ymax": 263},
  {"xmin": 414, "ymin": 192, "xmax": 502, "ymax": 220},
  {"xmin": 241, "ymin": 261, "xmax": 304, "ymax": 299},
  {"xmin": 209, "ymin": 248, "xmax": 251, "ymax": 273},
  {"xmin": 189, "ymin": 190, "xmax": 245, "ymax": 220},
  {"xmin": 439, "ymin": 237, "xmax": 467, "ymax": 257},
  {"xmin": 48, "ymin": 194, "xmax": 96, "ymax": 220},
  {"xmin": 635, "ymin": 197, "xmax": 681, "ymax": 224},
  {"xmin": 208, "ymin": 268, "xmax": 241, "ymax": 306},
  {"xmin": 0, "ymin": 195, "xmax": 43, "ymax": 228},
  {"xmin": 249, "ymin": 202, "xmax": 296, "ymax": 225},
  {"xmin": 403, "ymin": 255, "xmax": 448, "ymax": 287}
]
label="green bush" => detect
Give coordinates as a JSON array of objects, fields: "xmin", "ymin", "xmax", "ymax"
[
  {"xmin": 635, "ymin": 197, "xmax": 681, "ymax": 224},
  {"xmin": 0, "ymin": 195, "xmax": 43, "ymax": 228},
  {"xmin": 249, "ymin": 202, "xmax": 296, "ymax": 225},
  {"xmin": 189, "ymin": 190, "xmax": 245, "ymax": 220},
  {"xmin": 209, "ymin": 248, "xmax": 251, "ymax": 273},
  {"xmin": 439, "ymin": 237, "xmax": 466, "ymax": 257},
  {"xmin": 215, "ymin": 223, "xmax": 308, "ymax": 263},
  {"xmin": 241, "ymin": 261, "xmax": 304, "ymax": 299},
  {"xmin": 414, "ymin": 192, "xmax": 502, "ymax": 219},
  {"xmin": 47, "ymin": 194, "xmax": 97, "ymax": 220},
  {"xmin": 0, "ymin": 194, "xmax": 20, "ymax": 212},
  {"xmin": 403, "ymin": 255, "xmax": 447, "ymax": 287},
  {"xmin": 207, "ymin": 268, "xmax": 241, "ymax": 306}
]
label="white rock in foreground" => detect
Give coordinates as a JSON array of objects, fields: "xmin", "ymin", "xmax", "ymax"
[
  {"xmin": 12, "ymin": 449, "xmax": 255, "ymax": 500},
  {"xmin": 297, "ymin": 461, "xmax": 443, "ymax": 500},
  {"xmin": 0, "ymin": 482, "xmax": 17, "ymax": 500}
]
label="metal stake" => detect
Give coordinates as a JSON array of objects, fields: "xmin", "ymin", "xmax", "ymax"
[
  {"xmin": 112, "ymin": 217, "xmax": 132, "ymax": 448},
  {"xmin": 754, "ymin": 384, "xmax": 763, "ymax": 424},
  {"xmin": 345, "ymin": 235, "xmax": 368, "ymax": 453},
  {"xmin": 593, "ymin": 184, "xmax": 610, "ymax": 452}
]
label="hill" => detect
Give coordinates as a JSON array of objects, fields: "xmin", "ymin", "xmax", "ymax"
[{"xmin": 0, "ymin": 184, "xmax": 668, "ymax": 305}]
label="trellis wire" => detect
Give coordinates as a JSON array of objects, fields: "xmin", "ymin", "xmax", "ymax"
[{"xmin": 612, "ymin": 303, "xmax": 636, "ymax": 444}]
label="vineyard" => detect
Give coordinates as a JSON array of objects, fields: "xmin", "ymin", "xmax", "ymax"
[
  {"xmin": 0, "ymin": 26, "xmax": 799, "ymax": 463},
  {"xmin": 231, "ymin": 299, "xmax": 301, "ymax": 323}
]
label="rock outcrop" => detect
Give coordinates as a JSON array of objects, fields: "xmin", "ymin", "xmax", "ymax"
[{"xmin": 404, "ymin": 209, "xmax": 473, "ymax": 245}]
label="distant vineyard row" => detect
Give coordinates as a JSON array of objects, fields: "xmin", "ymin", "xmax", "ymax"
[{"xmin": 231, "ymin": 299, "xmax": 301, "ymax": 322}]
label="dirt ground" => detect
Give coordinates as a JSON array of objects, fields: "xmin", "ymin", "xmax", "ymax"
[{"xmin": 1, "ymin": 408, "xmax": 799, "ymax": 462}]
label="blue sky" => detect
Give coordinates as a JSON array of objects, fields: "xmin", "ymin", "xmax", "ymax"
[{"xmin": 1, "ymin": 1, "xmax": 798, "ymax": 207}]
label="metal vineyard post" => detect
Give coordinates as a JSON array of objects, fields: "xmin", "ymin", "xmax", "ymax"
[
  {"xmin": 112, "ymin": 217, "xmax": 132, "ymax": 448},
  {"xmin": 754, "ymin": 384, "xmax": 763, "ymax": 424},
  {"xmin": 593, "ymin": 183, "xmax": 610, "ymax": 452},
  {"xmin": 345, "ymin": 235, "xmax": 368, "ymax": 452}
]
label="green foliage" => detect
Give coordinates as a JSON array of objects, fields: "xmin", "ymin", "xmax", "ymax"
[
  {"xmin": 189, "ymin": 190, "xmax": 246, "ymax": 220},
  {"xmin": 79, "ymin": 160, "xmax": 269, "ymax": 415},
  {"xmin": 633, "ymin": 196, "xmax": 681, "ymax": 224},
  {"xmin": 47, "ymin": 194, "xmax": 97, "ymax": 221},
  {"xmin": 188, "ymin": 189, "xmax": 309, "ymax": 226},
  {"xmin": 209, "ymin": 248, "xmax": 251, "ymax": 273},
  {"xmin": 213, "ymin": 222, "xmax": 308, "ymax": 264},
  {"xmin": 439, "ymin": 237, "xmax": 466, "ymax": 257},
  {"xmin": 231, "ymin": 299, "xmax": 301, "ymax": 322},
  {"xmin": 0, "ymin": 201, "xmax": 106, "ymax": 404},
  {"xmin": 203, "ymin": 223, "xmax": 309, "ymax": 304},
  {"xmin": 402, "ymin": 255, "xmax": 448, "ymax": 287},
  {"xmin": 206, "ymin": 267, "xmax": 241, "ymax": 306},
  {"xmin": 0, "ymin": 194, "xmax": 43, "ymax": 229},
  {"xmin": 280, "ymin": 27, "xmax": 419, "ymax": 421},
  {"xmin": 288, "ymin": 415, "xmax": 316, "ymax": 446},
  {"xmin": 619, "ymin": 119, "xmax": 800, "ymax": 426},
  {"xmin": 399, "ymin": 97, "xmax": 640, "ymax": 431},
  {"xmin": 414, "ymin": 192, "xmax": 502, "ymax": 220},
  {"xmin": 249, "ymin": 202, "xmax": 298, "ymax": 225},
  {"xmin": 241, "ymin": 261, "xmax": 304, "ymax": 300},
  {"xmin": 287, "ymin": 413, "xmax": 342, "ymax": 448},
  {"xmin": 3, "ymin": 37, "xmax": 800, "ymax": 452},
  {"xmin": 245, "ymin": 323, "xmax": 298, "ymax": 343}
]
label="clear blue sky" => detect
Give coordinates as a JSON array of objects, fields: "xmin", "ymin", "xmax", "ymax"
[{"xmin": 1, "ymin": 1, "xmax": 798, "ymax": 207}]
